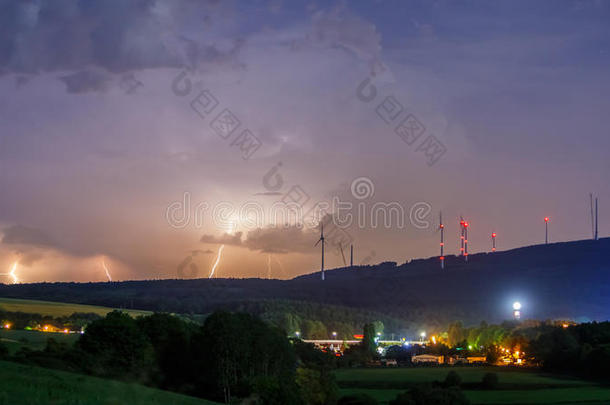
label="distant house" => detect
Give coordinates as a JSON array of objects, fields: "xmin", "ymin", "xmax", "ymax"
[
  {"xmin": 412, "ymin": 354, "xmax": 443, "ymax": 364},
  {"xmin": 447, "ymin": 356, "xmax": 466, "ymax": 365},
  {"xmin": 466, "ymin": 356, "xmax": 486, "ymax": 364},
  {"xmin": 448, "ymin": 356, "xmax": 487, "ymax": 365},
  {"xmin": 381, "ymin": 358, "xmax": 397, "ymax": 366}
]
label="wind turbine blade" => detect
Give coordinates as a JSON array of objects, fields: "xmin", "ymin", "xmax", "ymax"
[
  {"xmin": 590, "ymin": 193, "xmax": 595, "ymax": 239},
  {"xmin": 314, "ymin": 238, "xmax": 321, "ymax": 247},
  {"xmin": 340, "ymin": 244, "xmax": 347, "ymax": 266}
]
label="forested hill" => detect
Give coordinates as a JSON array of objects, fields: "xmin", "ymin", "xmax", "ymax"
[{"xmin": 1, "ymin": 238, "xmax": 609, "ymax": 328}]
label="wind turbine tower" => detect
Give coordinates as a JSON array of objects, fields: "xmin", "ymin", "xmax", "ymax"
[
  {"xmin": 591, "ymin": 193, "xmax": 599, "ymax": 241},
  {"xmin": 595, "ymin": 197, "xmax": 599, "ymax": 241},
  {"xmin": 464, "ymin": 220, "xmax": 469, "ymax": 262},
  {"xmin": 459, "ymin": 217, "xmax": 465, "ymax": 258},
  {"xmin": 439, "ymin": 212, "xmax": 445, "ymax": 269},
  {"xmin": 315, "ymin": 222, "xmax": 325, "ymax": 280}
]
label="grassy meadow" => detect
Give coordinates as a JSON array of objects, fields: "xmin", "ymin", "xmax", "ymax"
[
  {"xmin": 0, "ymin": 297, "xmax": 151, "ymax": 318},
  {"xmin": 0, "ymin": 360, "xmax": 221, "ymax": 405},
  {"xmin": 335, "ymin": 367, "xmax": 610, "ymax": 404},
  {"xmin": 0, "ymin": 329, "xmax": 80, "ymax": 354}
]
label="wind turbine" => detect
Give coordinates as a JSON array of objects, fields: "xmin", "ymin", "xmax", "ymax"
[
  {"xmin": 314, "ymin": 222, "xmax": 325, "ymax": 280},
  {"xmin": 438, "ymin": 212, "xmax": 445, "ymax": 269},
  {"xmin": 591, "ymin": 193, "xmax": 595, "ymax": 239},
  {"xmin": 464, "ymin": 220, "xmax": 469, "ymax": 262},
  {"xmin": 590, "ymin": 193, "xmax": 599, "ymax": 241},
  {"xmin": 459, "ymin": 216, "xmax": 465, "ymax": 258},
  {"xmin": 339, "ymin": 243, "xmax": 347, "ymax": 267}
]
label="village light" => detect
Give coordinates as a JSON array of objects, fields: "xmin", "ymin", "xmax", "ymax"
[{"xmin": 513, "ymin": 301, "xmax": 522, "ymax": 320}]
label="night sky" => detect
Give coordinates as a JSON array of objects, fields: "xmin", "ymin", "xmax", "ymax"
[{"xmin": 0, "ymin": 0, "xmax": 608, "ymax": 282}]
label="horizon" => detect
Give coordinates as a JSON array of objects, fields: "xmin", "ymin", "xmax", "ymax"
[
  {"xmin": 1, "ymin": 0, "xmax": 608, "ymax": 283},
  {"xmin": 2, "ymin": 235, "xmax": 606, "ymax": 284}
]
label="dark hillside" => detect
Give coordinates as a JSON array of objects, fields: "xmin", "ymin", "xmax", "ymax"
[{"xmin": 1, "ymin": 238, "xmax": 608, "ymax": 330}]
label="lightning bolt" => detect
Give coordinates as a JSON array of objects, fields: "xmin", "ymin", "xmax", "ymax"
[
  {"xmin": 101, "ymin": 259, "xmax": 112, "ymax": 282},
  {"xmin": 267, "ymin": 254, "xmax": 272, "ymax": 279},
  {"xmin": 208, "ymin": 245, "xmax": 224, "ymax": 279},
  {"xmin": 273, "ymin": 255, "xmax": 288, "ymax": 279},
  {"xmin": 1, "ymin": 261, "xmax": 20, "ymax": 284}
]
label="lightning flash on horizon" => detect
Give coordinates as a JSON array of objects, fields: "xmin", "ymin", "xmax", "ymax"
[
  {"xmin": 267, "ymin": 254, "xmax": 272, "ymax": 279},
  {"xmin": 101, "ymin": 259, "xmax": 112, "ymax": 282},
  {"xmin": 273, "ymin": 255, "xmax": 288, "ymax": 279},
  {"xmin": 208, "ymin": 245, "xmax": 224, "ymax": 279},
  {"xmin": 1, "ymin": 261, "xmax": 20, "ymax": 284}
]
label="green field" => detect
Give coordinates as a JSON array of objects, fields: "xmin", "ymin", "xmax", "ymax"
[
  {"xmin": 0, "ymin": 360, "xmax": 221, "ymax": 405},
  {"xmin": 335, "ymin": 367, "xmax": 586, "ymax": 386},
  {"xmin": 0, "ymin": 329, "xmax": 80, "ymax": 354},
  {"xmin": 336, "ymin": 367, "xmax": 610, "ymax": 404},
  {"xmin": 0, "ymin": 297, "xmax": 151, "ymax": 318}
]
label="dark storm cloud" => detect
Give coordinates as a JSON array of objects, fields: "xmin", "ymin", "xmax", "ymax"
[
  {"xmin": 243, "ymin": 225, "xmax": 318, "ymax": 254},
  {"xmin": 0, "ymin": 0, "xmax": 243, "ymax": 89},
  {"xmin": 59, "ymin": 70, "xmax": 110, "ymax": 93},
  {"xmin": 200, "ymin": 232, "xmax": 243, "ymax": 246},
  {"xmin": 199, "ymin": 225, "xmax": 319, "ymax": 254},
  {"xmin": 189, "ymin": 249, "xmax": 214, "ymax": 255},
  {"xmin": 2, "ymin": 225, "xmax": 58, "ymax": 248}
]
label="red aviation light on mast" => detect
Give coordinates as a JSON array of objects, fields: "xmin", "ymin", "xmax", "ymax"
[
  {"xmin": 439, "ymin": 212, "xmax": 445, "ymax": 269},
  {"xmin": 544, "ymin": 217, "xmax": 549, "ymax": 223},
  {"xmin": 491, "ymin": 232, "xmax": 496, "ymax": 238}
]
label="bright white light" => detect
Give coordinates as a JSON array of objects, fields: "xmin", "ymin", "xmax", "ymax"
[
  {"xmin": 420, "ymin": 332, "xmax": 426, "ymax": 338},
  {"xmin": 513, "ymin": 302, "xmax": 522, "ymax": 310},
  {"xmin": 208, "ymin": 245, "xmax": 225, "ymax": 278},
  {"xmin": 8, "ymin": 261, "xmax": 19, "ymax": 284},
  {"xmin": 101, "ymin": 259, "xmax": 112, "ymax": 282},
  {"xmin": 0, "ymin": 261, "xmax": 20, "ymax": 284}
]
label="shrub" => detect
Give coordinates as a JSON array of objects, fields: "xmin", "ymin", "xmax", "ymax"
[
  {"xmin": 338, "ymin": 393, "xmax": 379, "ymax": 405},
  {"xmin": 481, "ymin": 372, "xmax": 499, "ymax": 389},
  {"xmin": 444, "ymin": 371, "xmax": 462, "ymax": 387},
  {"xmin": 390, "ymin": 385, "xmax": 470, "ymax": 405}
]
